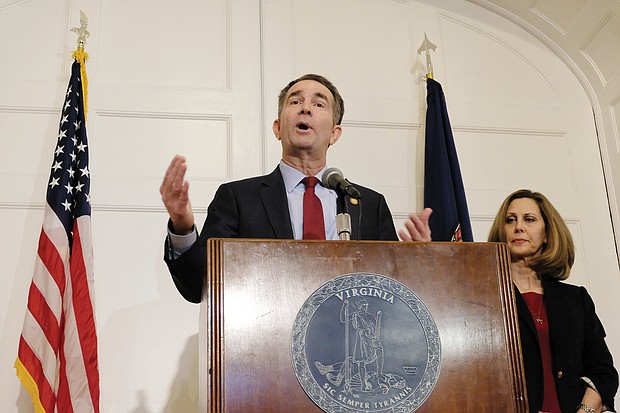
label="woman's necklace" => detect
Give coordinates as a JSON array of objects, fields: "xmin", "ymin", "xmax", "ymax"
[
  {"xmin": 511, "ymin": 264, "xmax": 544, "ymax": 323},
  {"xmin": 534, "ymin": 294, "xmax": 543, "ymax": 324}
]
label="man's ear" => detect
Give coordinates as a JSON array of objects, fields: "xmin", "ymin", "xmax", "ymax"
[
  {"xmin": 329, "ymin": 125, "xmax": 342, "ymax": 146},
  {"xmin": 272, "ymin": 119, "xmax": 282, "ymax": 141}
]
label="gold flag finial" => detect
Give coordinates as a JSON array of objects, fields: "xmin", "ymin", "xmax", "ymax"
[
  {"xmin": 70, "ymin": 10, "xmax": 90, "ymax": 50},
  {"xmin": 70, "ymin": 10, "xmax": 90, "ymax": 118},
  {"xmin": 417, "ymin": 33, "xmax": 437, "ymax": 79}
]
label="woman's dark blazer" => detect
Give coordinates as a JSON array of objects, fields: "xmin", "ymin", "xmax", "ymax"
[
  {"xmin": 515, "ymin": 278, "xmax": 618, "ymax": 413},
  {"xmin": 164, "ymin": 166, "xmax": 398, "ymax": 303}
]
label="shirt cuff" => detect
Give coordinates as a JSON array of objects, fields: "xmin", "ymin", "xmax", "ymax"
[{"xmin": 167, "ymin": 224, "xmax": 198, "ymax": 258}]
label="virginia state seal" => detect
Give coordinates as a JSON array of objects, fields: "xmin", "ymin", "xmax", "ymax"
[{"xmin": 292, "ymin": 273, "xmax": 441, "ymax": 413}]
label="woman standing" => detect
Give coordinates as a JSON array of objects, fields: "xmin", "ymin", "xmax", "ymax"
[{"xmin": 488, "ymin": 189, "xmax": 617, "ymax": 413}]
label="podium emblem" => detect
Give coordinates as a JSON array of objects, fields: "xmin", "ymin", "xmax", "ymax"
[{"xmin": 292, "ymin": 273, "xmax": 441, "ymax": 413}]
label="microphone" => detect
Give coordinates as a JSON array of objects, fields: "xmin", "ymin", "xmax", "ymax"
[{"xmin": 322, "ymin": 167, "xmax": 362, "ymax": 199}]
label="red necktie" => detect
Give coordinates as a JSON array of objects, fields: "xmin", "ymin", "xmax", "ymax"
[{"xmin": 302, "ymin": 176, "xmax": 325, "ymax": 240}]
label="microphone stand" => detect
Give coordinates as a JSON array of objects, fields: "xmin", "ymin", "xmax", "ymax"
[{"xmin": 336, "ymin": 193, "xmax": 352, "ymax": 240}]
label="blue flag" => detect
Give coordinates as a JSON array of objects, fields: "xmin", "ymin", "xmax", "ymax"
[{"xmin": 424, "ymin": 78, "xmax": 473, "ymax": 242}]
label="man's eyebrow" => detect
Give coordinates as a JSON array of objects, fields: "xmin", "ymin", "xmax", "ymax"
[
  {"xmin": 314, "ymin": 92, "xmax": 329, "ymax": 101},
  {"xmin": 287, "ymin": 90, "xmax": 329, "ymax": 102},
  {"xmin": 288, "ymin": 90, "xmax": 302, "ymax": 100}
]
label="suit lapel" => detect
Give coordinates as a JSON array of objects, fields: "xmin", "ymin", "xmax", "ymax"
[
  {"xmin": 541, "ymin": 279, "xmax": 565, "ymax": 352},
  {"xmin": 259, "ymin": 167, "xmax": 294, "ymax": 239}
]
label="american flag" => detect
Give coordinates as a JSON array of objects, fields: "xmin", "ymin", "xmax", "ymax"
[{"xmin": 15, "ymin": 55, "xmax": 100, "ymax": 412}]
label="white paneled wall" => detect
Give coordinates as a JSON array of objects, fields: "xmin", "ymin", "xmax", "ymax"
[{"xmin": 1, "ymin": 0, "xmax": 618, "ymax": 411}]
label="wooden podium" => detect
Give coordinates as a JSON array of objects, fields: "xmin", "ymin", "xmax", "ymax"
[{"xmin": 201, "ymin": 239, "xmax": 528, "ymax": 412}]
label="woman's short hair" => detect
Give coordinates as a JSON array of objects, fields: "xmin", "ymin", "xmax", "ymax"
[
  {"xmin": 277, "ymin": 73, "xmax": 345, "ymax": 126},
  {"xmin": 487, "ymin": 189, "xmax": 575, "ymax": 280}
]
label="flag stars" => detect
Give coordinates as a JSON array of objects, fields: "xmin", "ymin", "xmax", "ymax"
[{"xmin": 35, "ymin": 62, "xmax": 93, "ymax": 259}]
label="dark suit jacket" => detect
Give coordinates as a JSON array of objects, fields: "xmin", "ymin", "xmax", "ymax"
[
  {"xmin": 515, "ymin": 279, "xmax": 618, "ymax": 413},
  {"xmin": 165, "ymin": 167, "xmax": 398, "ymax": 303}
]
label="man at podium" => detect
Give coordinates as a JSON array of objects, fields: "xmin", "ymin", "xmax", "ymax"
[{"xmin": 160, "ymin": 73, "xmax": 431, "ymax": 303}]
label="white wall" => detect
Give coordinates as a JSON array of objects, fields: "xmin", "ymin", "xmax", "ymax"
[{"xmin": 1, "ymin": 0, "xmax": 617, "ymax": 411}]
